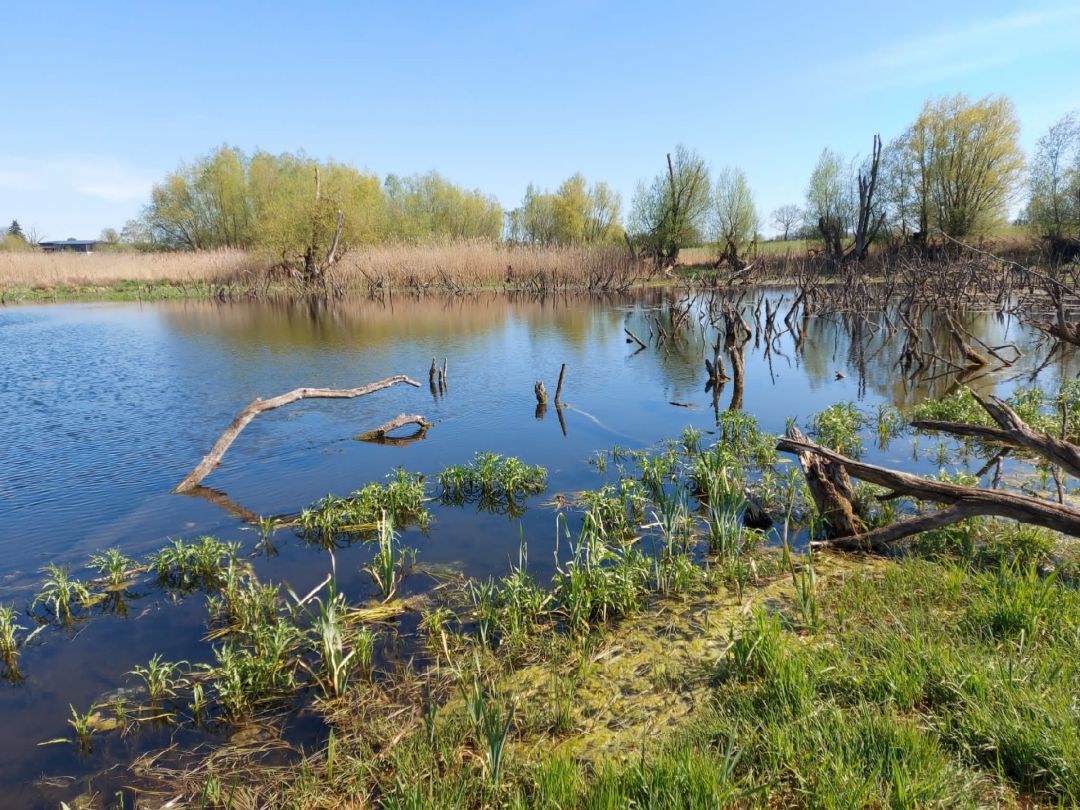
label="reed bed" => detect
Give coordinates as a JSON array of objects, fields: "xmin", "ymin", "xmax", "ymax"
[{"xmin": 0, "ymin": 240, "xmax": 644, "ymax": 296}]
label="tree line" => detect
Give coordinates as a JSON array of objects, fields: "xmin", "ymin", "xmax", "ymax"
[{"xmin": 7, "ymin": 93, "xmax": 1079, "ymax": 270}]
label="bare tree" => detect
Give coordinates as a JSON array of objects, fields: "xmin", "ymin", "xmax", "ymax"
[
  {"xmin": 771, "ymin": 205, "xmax": 802, "ymax": 241},
  {"xmin": 850, "ymin": 134, "xmax": 884, "ymax": 262}
]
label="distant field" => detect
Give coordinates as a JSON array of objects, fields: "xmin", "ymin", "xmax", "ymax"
[{"xmin": 679, "ymin": 239, "xmax": 811, "ymax": 265}]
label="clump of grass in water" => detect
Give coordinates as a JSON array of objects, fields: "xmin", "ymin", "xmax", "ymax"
[
  {"xmin": 207, "ymin": 562, "xmax": 280, "ymax": 636},
  {"xmin": 129, "ymin": 654, "xmax": 186, "ymax": 705},
  {"xmin": 553, "ymin": 516, "xmax": 650, "ymax": 637},
  {"xmin": 811, "ymin": 402, "xmax": 865, "ymax": 458},
  {"xmin": 32, "ymin": 564, "xmax": 91, "ymax": 622},
  {"xmin": 364, "ymin": 514, "xmax": 416, "ymax": 601},
  {"xmin": 148, "ymin": 536, "xmax": 238, "ymax": 592},
  {"xmin": 437, "ymin": 452, "xmax": 546, "ymax": 516},
  {"xmin": 462, "ymin": 668, "xmax": 515, "ymax": 786},
  {"xmin": 298, "ymin": 468, "xmax": 430, "ymax": 544},
  {"xmin": 0, "ymin": 604, "xmax": 24, "ymax": 659},
  {"xmin": 88, "ymin": 548, "xmax": 137, "ymax": 589}
]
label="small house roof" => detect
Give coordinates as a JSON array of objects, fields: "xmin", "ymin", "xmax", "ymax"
[{"xmin": 39, "ymin": 240, "xmax": 99, "ymax": 247}]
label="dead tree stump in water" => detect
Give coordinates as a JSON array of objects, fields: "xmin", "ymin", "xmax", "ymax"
[
  {"xmin": 786, "ymin": 426, "xmax": 862, "ymax": 539},
  {"xmin": 173, "ymin": 375, "xmax": 421, "ymax": 492},
  {"xmin": 555, "ymin": 363, "xmax": 567, "ymax": 407},
  {"xmin": 534, "ymin": 381, "xmax": 548, "ymax": 405}
]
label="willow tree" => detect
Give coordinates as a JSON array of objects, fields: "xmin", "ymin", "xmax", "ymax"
[
  {"xmin": 895, "ymin": 95, "xmax": 1024, "ymax": 240},
  {"xmin": 629, "ymin": 145, "xmax": 711, "ymax": 267},
  {"xmin": 711, "ymin": 167, "xmax": 759, "ymax": 268},
  {"xmin": 1028, "ymin": 111, "xmax": 1080, "ymax": 245},
  {"xmin": 509, "ymin": 173, "xmax": 623, "ymax": 246},
  {"xmin": 806, "ymin": 148, "xmax": 853, "ymax": 261},
  {"xmin": 382, "ymin": 171, "xmax": 502, "ymax": 242}
]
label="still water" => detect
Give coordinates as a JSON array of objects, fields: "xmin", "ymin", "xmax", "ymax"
[{"xmin": 0, "ymin": 291, "xmax": 1070, "ymax": 806}]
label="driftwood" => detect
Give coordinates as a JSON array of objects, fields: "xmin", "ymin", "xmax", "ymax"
[
  {"xmin": 356, "ymin": 413, "xmax": 431, "ymax": 443},
  {"xmin": 777, "ymin": 432, "xmax": 1080, "ymax": 551},
  {"xmin": 174, "ymin": 375, "xmax": 420, "ymax": 492},
  {"xmin": 624, "ymin": 328, "xmax": 647, "ymax": 349},
  {"xmin": 912, "ymin": 389, "xmax": 1080, "ymax": 479}
]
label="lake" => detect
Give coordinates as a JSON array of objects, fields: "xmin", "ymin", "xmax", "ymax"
[{"xmin": 0, "ymin": 290, "xmax": 1071, "ymax": 806}]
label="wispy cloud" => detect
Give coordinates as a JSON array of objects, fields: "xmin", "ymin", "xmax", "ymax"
[
  {"xmin": 819, "ymin": 7, "xmax": 1080, "ymax": 90},
  {"xmin": 0, "ymin": 155, "xmax": 155, "ymax": 203}
]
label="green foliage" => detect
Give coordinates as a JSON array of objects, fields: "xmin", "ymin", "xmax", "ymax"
[
  {"xmin": 32, "ymin": 564, "xmax": 91, "ymax": 621},
  {"xmin": 0, "ymin": 604, "xmax": 23, "ymax": 658},
  {"xmin": 383, "ymin": 171, "xmax": 503, "ymax": 242},
  {"xmin": 437, "ymin": 453, "xmax": 546, "ymax": 515},
  {"xmin": 711, "ymin": 166, "xmax": 759, "ymax": 264},
  {"xmin": 88, "ymin": 548, "xmax": 136, "ymax": 589},
  {"xmin": 298, "ymin": 469, "xmax": 429, "ymax": 544},
  {"xmin": 148, "ymin": 536, "xmax": 238, "ymax": 591},
  {"xmin": 811, "ymin": 402, "xmax": 865, "ymax": 457},
  {"xmin": 893, "ymin": 94, "xmax": 1025, "ymax": 238},
  {"xmin": 1028, "ymin": 111, "xmax": 1080, "ymax": 240},
  {"xmin": 129, "ymin": 654, "xmax": 186, "ymax": 705},
  {"xmin": 506, "ymin": 173, "xmax": 624, "ymax": 246},
  {"xmin": 364, "ymin": 516, "xmax": 416, "ymax": 601},
  {"xmin": 629, "ymin": 144, "xmax": 711, "ymax": 264}
]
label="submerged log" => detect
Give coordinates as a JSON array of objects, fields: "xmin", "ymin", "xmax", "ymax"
[
  {"xmin": 356, "ymin": 413, "xmax": 431, "ymax": 442},
  {"xmin": 173, "ymin": 375, "xmax": 421, "ymax": 492},
  {"xmin": 777, "ymin": 432, "xmax": 1080, "ymax": 551}
]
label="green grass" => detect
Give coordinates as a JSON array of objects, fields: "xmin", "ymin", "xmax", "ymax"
[
  {"xmin": 147, "ymin": 536, "xmax": 238, "ymax": 592},
  {"xmin": 298, "ymin": 468, "xmax": 430, "ymax": 545},
  {"xmin": 437, "ymin": 452, "xmax": 547, "ymax": 516}
]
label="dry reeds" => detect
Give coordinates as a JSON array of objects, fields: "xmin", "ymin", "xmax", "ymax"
[{"xmin": 0, "ymin": 240, "xmax": 645, "ymax": 295}]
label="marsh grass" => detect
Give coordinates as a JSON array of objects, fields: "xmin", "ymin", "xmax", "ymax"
[
  {"xmin": 88, "ymin": 548, "xmax": 138, "ymax": 590},
  {"xmin": 32, "ymin": 564, "xmax": 92, "ymax": 622},
  {"xmin": 298, "ymin": 469, "xmax": 429, "ymax": 545},
  {"xmin": 811, "ymin": 402, "xmax": 865, "ymax": 457},
  {"xmin": 437, "ymin": 452, "xmax": 547, "ymax": 516},
  {"xmin": 0, "ymin": 604, "xmax": 23, "ymax": 659},
  {"xmin": 130, "ymin": 655, "xmax": 186, "ymax": 706},
  {"xmin": 364, "ymin": 515, "xmax": 417, "ymax": 601},
  {"xmin": 148, "ymin": 536, "xmax": 238, "ymax": 592}
]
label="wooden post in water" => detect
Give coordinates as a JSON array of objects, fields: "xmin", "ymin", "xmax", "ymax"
[{"xmin": 554, "ymin": 363, "xmax": 567, "ymax": 407}]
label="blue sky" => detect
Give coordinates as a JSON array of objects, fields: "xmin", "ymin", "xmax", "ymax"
[{"xmin": 2, "ymin": 0, "xmax": 1079, "ymax": 239}]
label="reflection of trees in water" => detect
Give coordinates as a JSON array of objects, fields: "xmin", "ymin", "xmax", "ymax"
[{"xmin": 159, "ymin": 289, "xmax": 1076, "ymax": 419}]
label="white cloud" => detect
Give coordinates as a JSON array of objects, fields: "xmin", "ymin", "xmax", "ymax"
[
  {"xmin": 0, "ymin": 155, "xmax": 155, "ymax": 203},
  {"xmin": 819, "ymin": 7, "xmax": 1080, "ymax": 91}
]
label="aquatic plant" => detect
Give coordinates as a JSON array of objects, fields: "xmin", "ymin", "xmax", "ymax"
[
  {"xmin": 148, "ymin": 536, "xmax": 238, "ymax": 591},
  {"xmin": 553, "ymin": 518, "xmax": 650, "ymax": 636},
  {"xmin": 207, "ymin": 563, "xmax": 281, "ymax": 636},
  {"xmin": 298, "ymin": 468, "xmax": 430, "ymax": 544},
  {"xmin": 67, "ymin": 703, "xmax": 97, "ymax": 752},
  {"xmin": 130, "ymin": 654, "xmax": 186, "ymax": 705},
  {"xmin": 811, "ymin": 402, "xmax": 865, "ymax": 458},
  {"xmin": 790, "ymin": 555, "xmax": 819, "ymax": 632},
  {"xmin": 680, "ymin": 425, "xmax": 702, "ymax": 455},
  {"xmin": 88, "ymin": 548, "xmax": 137, "ymax": 589},
  {"xmin": 436, "ymin": 452, "xmax": 546, "ymax": 515},
  {"xmin": 0, "ymin": 604, "xmax": 23, "ymax": 658},
  {"xmin": 32, "ymin": 564, "xmax": 91, "ymax": 621},
  {"xmin": 364, "ymin": 515, "xmax": 416, "ymax": 601}
]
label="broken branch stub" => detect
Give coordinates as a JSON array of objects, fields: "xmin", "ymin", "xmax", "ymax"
[{"xmin": 173, "ymin": 375, "xmax": 421, "ymax": 492}]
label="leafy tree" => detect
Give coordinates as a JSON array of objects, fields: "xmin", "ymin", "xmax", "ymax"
[
  {"xmin": 383, "ymin": 171, "xmax": 502, "ymax": 242},
  {"xmin": 7, "ymin": 220, "xmax": 24, "ymax": 240},
  {"xmin": 806, "ymin": 148, "xmax": 854, "ymax": 259},
  {"xmin": 1028, "ymin": 111, "xmax": 1080, "ymax": 241},
  {"xmin": 894, "ymin": 94, "xmax": 1024, "ymax": 239},
  {"xmin": 771, "ymin": 205, "xmax": 802, "ymax": 241},
  {"xmin": 629, "ymin": 145, "xmax": 711, "ymax": 266},
  {"xmin": 100, "ymin": 227, "xmax": 121, "ymax": 244},
  {"xmin": 711, "ymin": 167, "xmax": 759, "ymax": 266},
  {"xmin": 509, "ymin": 174, "xmax": 622, "ymax": 246}
]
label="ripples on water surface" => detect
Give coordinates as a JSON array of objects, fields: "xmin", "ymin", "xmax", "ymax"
[{"xmin": 0, "ymin": 291, "xmax": 1074, "ymax": 806}]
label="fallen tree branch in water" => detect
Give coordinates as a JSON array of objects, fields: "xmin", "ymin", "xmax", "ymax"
[
  {"xmin": 356, "ymin": 413, "xmax": 432, "ymax": 443},
  {"xmin": 173, "ymin": 375, "xmax": 421, "ymax": 492},
  {"xmin": 777, "ymin": 430, "xmax": 1080, "ymax": 552},
  {"xmin": 912, "ymin": 388, "xmax": 1080, "ymax": 479}
]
